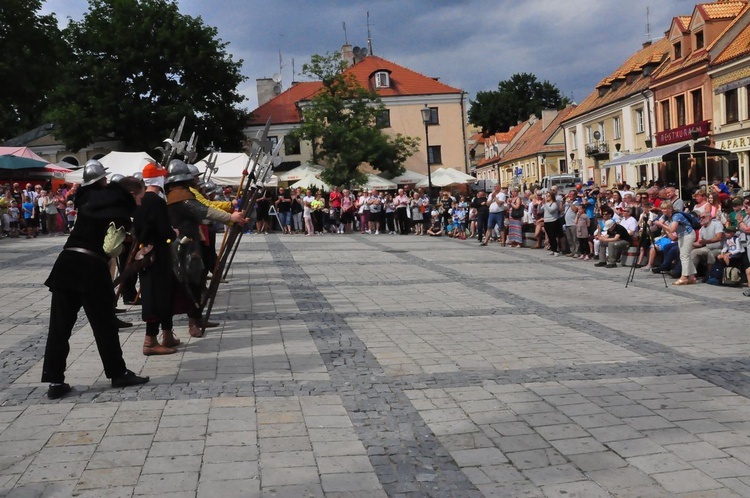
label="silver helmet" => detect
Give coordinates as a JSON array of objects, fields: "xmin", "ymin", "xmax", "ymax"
[
  {"xmin": 109, "ymin": 173, "xmax": 125, "ymax": 183},
  {"xmin": 187, "ymin": 163, "xmax": 200, "ymax": 177},
  {"xmin": 165, "ymin": 159, "xmax": 194, "ymax": 185},
  {"xmin": 81, "ymin": 159, "xmax": 109, "ymax": 187}
]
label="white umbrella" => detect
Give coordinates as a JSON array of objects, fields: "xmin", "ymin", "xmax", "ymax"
[
  {"xmin": 415, "ymin": 168, "xmax": 476, "ymax": 188},
  {"xmin": 278, "ymin": 163, "xmax": 324, "ymax": 182},
  {"xmin": 391, "ymin": 170, "xmax": 427, "ymax": 185},
  {"xmin": 289, "ymin": 171, "xmax": 329, "ymax": 190},
  {"xmin": 358, "ymin": 173, "xmax": 397, "ymax": 191}
]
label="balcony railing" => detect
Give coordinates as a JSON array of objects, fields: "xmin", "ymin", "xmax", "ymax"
[{"xmin": 585, "ymin": 142, "xmax": 610, "ymax": 156}]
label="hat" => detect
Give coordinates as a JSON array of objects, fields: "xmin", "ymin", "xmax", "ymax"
[
  {"xmin": 431, "ymin": 210, "xmax": 439, "ymax": 217},
  {"xmin": 732, "ymin": 197, "xmax": 743, "ymax": 206},
  {"xmin": 637, "ymin": 189, "xmax": 648, "ymax": 195},
  {"xmin": 603, "ymin": 219, "xmax": 615, "ymax": 232},
  {"xmin": 572, "ymin": 201, "xmax": 581, "ymax": 207},
  {"xmin": 725, "ymin": 224, "xmax": 738, "ymax": 232},
  {"xmin": 142, "ymin": 162, "xmax": 167, "ymax": 178}
]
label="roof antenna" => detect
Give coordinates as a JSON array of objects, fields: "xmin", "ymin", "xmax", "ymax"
[
  {"xmin": 367, "ymin": 11, "xmax": 373, "ymax": 55},
  {"xmin": 291, "ymin": 58, "xmax": 296, "ymax": 83},
  {"xmin": 646, "ymin": 6, "xmax": 651, "ymax": 40},
  {"xmin": 342, "ymin": 22, "xmax": 348, "ymax": 44}
]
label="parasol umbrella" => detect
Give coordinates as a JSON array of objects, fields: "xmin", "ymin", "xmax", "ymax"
[{"xmin": 0, "ymin": 155, "xmax": 49, "ymax": 170}]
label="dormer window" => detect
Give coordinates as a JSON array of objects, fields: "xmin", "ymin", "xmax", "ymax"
[
  {"xmin": 695, "ymin": 31, "xmax": 704, "ymax": 49},
  {"xmin": 375, "ymin": 71, "xmax": 390, "ymax": 88},
  {"xmin": 674, "ymin": 41, "xmax": 682, "ymax": 59}
]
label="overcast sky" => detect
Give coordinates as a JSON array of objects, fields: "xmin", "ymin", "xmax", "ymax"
[{"xmin": 40, "ymin": 0, "xmax": 691, "ymax": 112}]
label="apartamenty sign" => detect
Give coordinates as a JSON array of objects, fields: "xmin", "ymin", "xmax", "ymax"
[{"xmin": 716, "ymin": 135, "xmax": 750, "ymax": 152}]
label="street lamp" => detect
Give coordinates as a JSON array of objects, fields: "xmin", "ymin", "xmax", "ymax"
[{"xmin": 421, "ymin": 104, "xmax": 433, "ymax": 198}]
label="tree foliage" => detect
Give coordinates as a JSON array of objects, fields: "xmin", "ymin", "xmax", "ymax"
[
  {"xmin": 288, "ymin": 52, "xmax": 418, "ymax": 187},
  {"xmin": 46, "ymin": 0, "xmax": 248, "ymax": 154},
  {"xmin": 469, "ymin": 73, "xmax": 570, "ymax": 136},
  {"xmin": 0, "ymin": 0, "xmax": 68, "ymax": 141}
]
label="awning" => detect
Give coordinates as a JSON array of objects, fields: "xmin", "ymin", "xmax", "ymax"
[
  {"xmin": 628, "ymin": 143, "xmax": 685, "ymax": 166},
  {"xmin": 602, "ymin": 151, "xmax": 646, "ymax": 169}
]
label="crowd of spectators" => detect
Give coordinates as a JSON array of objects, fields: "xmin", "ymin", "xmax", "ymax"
[{"xmin": 0, "ymin": 182, "xmax": 78, "ymax": 238}]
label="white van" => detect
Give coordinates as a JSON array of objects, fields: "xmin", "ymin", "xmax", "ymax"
[{"xmin": 540, "ymin": 175, "xmax": 581, "ymax": 195}]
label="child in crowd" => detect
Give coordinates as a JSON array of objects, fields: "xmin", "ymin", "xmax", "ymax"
[
  {"xmin": 452, "ymin": 202, "xmax": 467, "ymax": 240},
  {"xmin": 65, "ymin": 201, "xmax": 77, "ymax": 232},
  {"xmin": 8, "ymin": 200, "xmax": 20, "ymax": 238},
  {"xmin": 427, "ymin": 211, "xmax": 443, "ymax": 236},
  {"xmin": 22, "ymin": 195, "xmax": 36, "ymax": 238},
  {"xmin": 573, "ymin": 202, "xmax": 590, "ymax": 260}
]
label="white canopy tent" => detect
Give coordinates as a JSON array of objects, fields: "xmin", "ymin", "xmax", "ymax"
[
  {"xmin": 357, "ymin": 173, "xmax": 397, "ymax": 191},
  {"xmin": 277, "ymin": 163, "xmax": 324, "ymax": 182},
  {"xmin": 196, "ymin": 152, "xmax": 252, "ymax": 185},
  {"xmin": 415, "ymin": 167, "xmax": 476, "ymax": 188},
  {"xmin": 65, "ymin": 152, "xmax": 155, "ymax": 183},
  {"xmin": 289, "ymin": 172, "xmax": 330, "ymax": 191},
  {"xmin": 391, "ymin": 170, "xmax": 427, "ymax": 185}
]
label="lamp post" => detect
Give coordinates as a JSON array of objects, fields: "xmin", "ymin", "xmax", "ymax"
[
  {"xmin": 676, "ymin": 128, "xmax": 707, "ymax": 200},
  {"xmin": 421, "ymin": 104, "xmax": 433, "ymax": 199}
]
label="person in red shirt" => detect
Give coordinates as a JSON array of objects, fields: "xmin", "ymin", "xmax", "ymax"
[{"xmin": 329, "ymin": 186, "xmax": 343, "ymax": 234}]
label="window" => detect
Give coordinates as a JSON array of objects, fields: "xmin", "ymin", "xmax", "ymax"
[
  {"xmin": 425, "ymin": 107, "xmax": 439, "ymax": 125},
  {"xmin": 674, "ymin": 42, "xmax": 682, "ymax": 59},
  {"xmin": 375, "ymin": 109, "xmax": 390, "ymax": 128},
  {"xmin": 675, "ymin": 95, "xmax": 686, "ymax": 127},
  {"xmin": 284, "ymin": 137, "xmax": 301, "ymax": 155},
  {"xmin": 661, "ymin": 100, "xmax": 671, "ymax": 130},
  {"xmin": 374, "ymin": 71, "xmax": 390, "ymax": 88},
  {"xmin": 613, "ymin": 117, "xmax": 621, "ymax": 139},
  {"xmin": 427, "ymin": 145, "xmax": 442, "ymax": 165},
  {"xmin": 571, "ymin": 130, "xmax": 577, "ymax": 149},
  {"xmin": 585, "ymin": 126, "xmax": 592, "ymax": 142},
  {"xmin": 559, "ymin": 159, "xmax": 567, "ymax": 174},
  {"xmin": 695, "ymin": 31, "xmax": 704, "ymax": 49},
  {"xmin": 598, "ymin": 122, "xmax": 605, "ymax": 141},
  {"xmin": 692, "ymin": 89, "xmax": 703, "ymax": 123},
  {"xmin": 726, "ymin": 88, "xmax": 739, "ymax": 124},
  {"xmin": 635, "ymin": 108, "xmax": 645, "ymax": 133}
]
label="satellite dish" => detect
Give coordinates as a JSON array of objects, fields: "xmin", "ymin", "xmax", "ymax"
[
  {"xmin": 360, "ymin": 47, "xmax": 368, "ymax": 57},
  {"xmin": 353, "ymin": 46, "xmax": 361, "ymax": 56},
  {"xmin": 272, "ymin": 73, "xmax": 282, "ymax": 83}
]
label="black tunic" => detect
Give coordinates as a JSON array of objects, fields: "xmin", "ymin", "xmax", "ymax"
[{"xmin": 132, "ymin": 191, "xmax": 175, "ymax": 324}]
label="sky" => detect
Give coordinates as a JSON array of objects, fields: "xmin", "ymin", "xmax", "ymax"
[{"xmin": 39, "ymin": 0, "xmax": 692, "ymax": 113}]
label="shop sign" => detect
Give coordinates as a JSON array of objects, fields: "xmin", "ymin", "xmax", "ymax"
[
  {"xmin": 656, "ymin": 120, "xmax": 710, "ymax": 146},
  {"xmin": 716, "ymin": 135, "xmax": 750, "ymax": 152}
]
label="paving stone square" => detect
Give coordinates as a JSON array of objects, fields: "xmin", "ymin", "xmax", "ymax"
[{"xmin": 2, "ymin": 233, "xmax": 750, "ymax": 496}]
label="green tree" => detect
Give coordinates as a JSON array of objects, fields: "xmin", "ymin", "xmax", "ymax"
[
  {"xmin": 469, "ymin": 73, "xmax": 570, "ymax": 136},
  {"xmin": 288, "ymin": 52, "xmax": 418, "ymax": 187},
  {"xmin": 47, "ymin": 0, "xmax": 248, "ymax": 154},
  {"xmin": 0, "ymin": 0, "xmax": 68, "ymax": 141}
]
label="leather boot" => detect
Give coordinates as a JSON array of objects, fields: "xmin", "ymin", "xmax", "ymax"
[
  {"xmin": 188, "ymin": 317, "xmax": 203, "ymax": 338},
  {"xmin": 202, "ymin": 319, "xmax": 220, "ymax": 328},
  {"xmin": 161, "ymin": 329, "xmax": 180, "ymax": 348},
  {"xmin": 143, "ymin": 336, "xmax": 176, "ymax": 356}
]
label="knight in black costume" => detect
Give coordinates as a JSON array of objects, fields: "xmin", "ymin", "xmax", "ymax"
[
  {"xmin": 132, "ymin": 162, "xmax": 180, "ymax": 355},
  {"xmin": 41, "ymin": 160, "xmax": 149, "ymax": 399},
  {"xmin": 164, "ymin": 160, "xmax": 247, "ymax": 337}
]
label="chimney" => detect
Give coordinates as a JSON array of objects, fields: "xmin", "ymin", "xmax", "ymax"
[
  {"xmin": 541, "ymin": 109, "xmax": 558, "ymax": 131},
  {"xmin": 341, "ymin": 44, "xmax": 355, "ymax": 67},
  {"xmin": 642, "ymin": 40, "xmax": 652, "ymax": 49},
  {"xmin": 256, "ymin": 78, "xmax": 281, "ymax": 107}
]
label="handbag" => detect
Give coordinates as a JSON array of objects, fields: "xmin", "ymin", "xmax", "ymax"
[{"xmin": 510, "ymin": 206, "xmax": 524, "ymax": 220}]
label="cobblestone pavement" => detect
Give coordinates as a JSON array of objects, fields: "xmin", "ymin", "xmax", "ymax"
[{"xmin": 3, "ymin": 233, "xmax": 750, "ymax": 497}]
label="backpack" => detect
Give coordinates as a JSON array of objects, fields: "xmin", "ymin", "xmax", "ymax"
[
  {"xmin": 679, "ymin": 212, "xmax": 701, "ymax": 231},
  {"xmin": 707, "ymin": 264, "xmax": 723, "ymax": 285},
  {"xmin": 723, "ymin": 266, "xmax": 742, "ymax": 287}
]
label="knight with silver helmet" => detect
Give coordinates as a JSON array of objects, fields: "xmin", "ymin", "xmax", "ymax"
[
  {"xmin": 165, "ymin": 158, "xmax": 248, "ymax": 338},
  {"xmin": 109, "ymin": 173, "xmax": 125, "ymax": 184},
  {"xmin": 81, "ymin": 159, "xmax": 109, "ymax": 187}
]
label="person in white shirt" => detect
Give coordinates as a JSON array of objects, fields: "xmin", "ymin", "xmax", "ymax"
[
  {"xmin": 302, "ymin": 189, "xmax": 315, "ymax": 236},
  {"xmin": 481, "ymin": 184, "xmax": 506, "ymax": 246},
  {"xmin": 690, "ymin": 212, "xmax": 724, "ymax": 279}
]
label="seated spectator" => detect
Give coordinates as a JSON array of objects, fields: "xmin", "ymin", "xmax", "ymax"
[
  {"xmin": 690, "ymin": 211, "xmax": 724, "ymax": 281},
  {"xmin": 594, "ymin": 219, "xmax": 631, "ymax": 268},
  {"xmin": 712, "ymin": 225, "xmax": 742, "ymax": 284},
  {"xmin": 427, "ymin": 212, "xmax": 443, "ymax": 236}
]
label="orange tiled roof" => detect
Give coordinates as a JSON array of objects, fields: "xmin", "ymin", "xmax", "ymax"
[
  {"xmin": 699, "ymin": 1, "xmax": 747, "ymax": 20},
  {"xmin": 248, "ymin": 55, "xmax": 461, "ymax": 126},
  {"xmin": 248, "ymin": 81, "xmax": 321, "ymax": 126},
  {"xmin": 677, "ymin": 16, "xmax": 692, "ymax": 31},
  {"xmin": 498, "ymin": 106, "xmax": 577, "ymax": 164},
  {"xmin": 566, "ymin": 38, "xmax": 670, "ymax": 121},
  {"xmin": 712, "ymin": 17, "xmax": 750, "ymax": 64}
]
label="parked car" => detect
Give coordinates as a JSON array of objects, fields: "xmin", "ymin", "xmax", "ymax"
[{"xmin": 540, "ymin": 175, "xmax": 581, "ymax": 195}]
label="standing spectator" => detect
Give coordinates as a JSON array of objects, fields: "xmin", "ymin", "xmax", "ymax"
[
  {"xmin": 384, "ymin": 194, "xmax": 396, "ymax": 234},
  {"xmin": 329, "ymin": 186, "xmax": 343, "ymax": 234},
  {"xmin": 302, "ymin": 189, "xmax": 315, "ymax": 236},
  {"xmin": 410, "ymin": 191, "xmax": 424, "ymax": 235},
  {"xmin": 563, "ymin": 192, "xmax": 578, "ymax": 255},
  {"xmin": 540, "ymin": 191, "xmax": 561, "ymax": 255},
  {"xmin": 22, "ymin": 195, "xmax": 36, "ymax": 238},
  {"xmin": 367, "ymin": 189, "xmax": 382, "ymax": 234},
  {"xmin": 65, "ymin": 201, "xmax": 77, "ymax": 232},
  {"xmin": 255, "ymin": 190, "xmax": 271, "ymax": 234},
  {"xmin": 507, "ymin": 187, "xmax": 524, "ymax": 247},
  {"xmin": 341, "ymin": 189, "xmax": 354, "ymax": 233},
  {"xmin": 8, "ymin": 200, "xmax": 20, "ymax": 238},
  {"xmin": 275, "ymin": 186, "xmax": 292, "ymax": 234},
  {"xmin": 394, "ymin": 188, "xmax": 409, "ymax": 234},
  {"xmin": 43, "ymin": 191, "xmax": 59, "ymax": 235},
  {"xmin": 471, "ymin": 190, "xmax": 488, "ymax": 242},
  {"xmin": 54, "ymin": 188, "xmax": 67, "ymax": 234},
  {"xmin": 481, "ymin": 185, "xmax": 506, "ymax": 247},
  {"xmin": 357, "ymin": 190, "xmax": 370, "ymax": 234},
  {"xmin": 291, "ymin": 187, "xmax": 304, "ymax": 234},
  {"xmin": 574, "ymin": 202, "xmax": 590, "ymax": 260},
  {"xmin": 311, "ymin": 191, "xmax": 325, "ymax": 234},
  {"xmin": 655, "ymin": 201, "xmax": 697, "ymax": 285}
]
